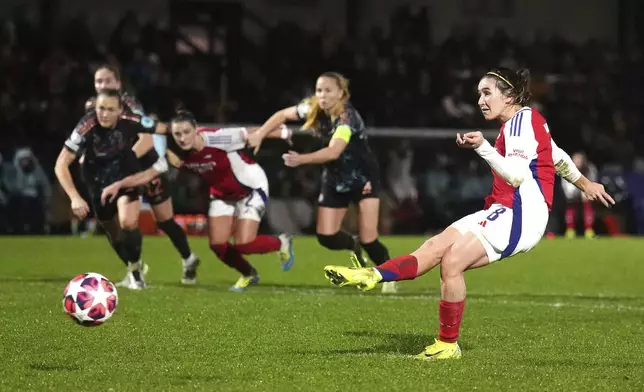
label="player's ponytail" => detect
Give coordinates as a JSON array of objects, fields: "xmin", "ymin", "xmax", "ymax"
[
  {"xmin": 514, "ymin": 68, "xmax": 532, "ymax": 106},
  {"xmin": 302, "ymin": 96, "xmax": 321, "ymax": 130},
  {"xmin": 485, "ymin": 67, "xmax": 532, "ymax": 107}
]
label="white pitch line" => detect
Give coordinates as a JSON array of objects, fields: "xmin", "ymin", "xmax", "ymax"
[
  {"xmin": 263, "ymin": 286, "xmax": 644, "ymax": 312},
  {"xmin": 333, "ymin": 352, "xmax": 416, "ymax": 359},
  {"xmin": 26, "ymin": 276, "xmax": 640, "ymax": 313}
]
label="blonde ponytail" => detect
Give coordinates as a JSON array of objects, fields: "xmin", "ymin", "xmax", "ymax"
[{"xmin": 302, "ymin": 96, "xmax": 322, "ymax": 130}]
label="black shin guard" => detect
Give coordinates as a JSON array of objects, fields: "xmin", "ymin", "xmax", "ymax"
[
  {"xmin": 121, "ymin": 228, "xmax": 142, "ymax": 263},
  {"xmin": 110, "ymin": 240, "xmax": 130, "ymax": 266},
  {"xmin": 316, "ymin": 231, "xmax": 356, "ymax": 251},
  {"xmin": 361, "ymin": 239, "xmax": 390, "ymax": 266},
  {"xmin": 100, "ymin": 220, "xmax": 129, "ymax": 266},
  {"xmin": 157, "ymin": 219, "xmax": 191, "ymax": 259}
]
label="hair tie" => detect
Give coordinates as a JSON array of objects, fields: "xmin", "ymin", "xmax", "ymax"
[{"xmin": 486, "ymin": 72, "xmax": 514, "ymax": 88}]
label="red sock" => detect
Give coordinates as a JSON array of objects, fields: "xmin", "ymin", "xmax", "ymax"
[
  {"xmin": 375, "ymin": 255, "xmax": 418, "ymax": 282},
  {"xmin": 234, "ymin": 235, "xmax": 281, "ymax": 254},
  {"xmin": 565, "ymin": 205, "xmax": 576, "ymax": 230},
  {"xmin": 210, "ymin": 243, "xmax": 255, "ymax": 276},
  {"xmin": 582, "ymin": 200, "xmax": 594, "ymax": 230},
  {"xmin": 438, "ymin": 300, "xmax": 465, "ymax": 343},
  {"xmin": 603, "ymin": 215, "xmax": 621, "ymax": 236}
]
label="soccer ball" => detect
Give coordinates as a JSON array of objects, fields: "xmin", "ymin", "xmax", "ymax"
[{"xmin": 62, "ymin": 272, "xmax": 118, "ymax": 327}]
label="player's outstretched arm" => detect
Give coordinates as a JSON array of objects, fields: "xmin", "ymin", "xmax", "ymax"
[
  {"xmin": 551, "ymin": 139, "xmax": 615, "ymax": 207},
  {"xmin": 247, "ymin": 124, "xmax": 293, "ymax": 145},
  {"xmin": 248, "ymin": 106, "xmax": 300, "ymax": 153},
  {"xmin": 262, "ymin": 125, "xmax": 316, "ymax": 139},
  {"xmin": 247, "ymin": 124, "xmax": 290, "ymax": 139},
  {"xmin": 551, "ymin": 138, "xmax": 582, "ymax": 185},
  {"xmin": 572, "ymin": 175, "xmax": 615, "ymax": 207},
  {"xmin": 284, "ymin": 124, "xmax": 352, "ymax": 166},
  {"xmin": 54, "ymin": 148, "xmax": 89, "ymax": 219},
  {"xmin": 100, "ymin": 157, "xmax": 168, "ymax": 205}
]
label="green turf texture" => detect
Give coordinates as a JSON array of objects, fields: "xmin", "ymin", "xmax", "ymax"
[{"xmin": 0, "ymin": 236, "xmax": 643, "ymax": 391}]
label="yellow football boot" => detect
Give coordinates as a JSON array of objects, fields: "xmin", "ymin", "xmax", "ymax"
[
  {"xmin": 324, "ymin": 265, "xmax": 381, "ymax": 291},
  {"xmin": 414, "ymin": 339, "xmax": 462, "ymax": 360}
]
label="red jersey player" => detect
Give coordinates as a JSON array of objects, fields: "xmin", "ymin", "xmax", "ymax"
[
  {"xmin": 323, "ymin": 67, "xmax": 615, "ymax": 360},
  {"xmin": 101, "ymin": 110, "xmax": 295, "ymax": 292},
  {"xmin": 562, "ymin": 152, "xmax": 598, "ymax": 238}
]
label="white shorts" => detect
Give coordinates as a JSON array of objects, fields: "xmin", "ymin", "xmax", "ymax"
[
  {"xmin": 450, "ymin": 202, "xmax": 548, "ymax": 262},
  {"xmin": 208, "ymin": 189, "xmax": 268, "ymax": 222}
]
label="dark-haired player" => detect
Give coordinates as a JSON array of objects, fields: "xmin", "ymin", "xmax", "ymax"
[
  {"xmin": 248, "ymin": 72, "xmax": 395, "ymax": 293},
  {"xmin": 87, "ymin": 65, "xmax": 200, "ymax": 286},
  {"xmin": 100, "ymin": 110, "xmax": 295, "ymax": 292},
  {"xmin": 55, "ymin": 89, "xmax": 167, "ymax": 290},
  {"xmin": 323, "ymin": 67, "xmax": 615, "ymax": 359}
]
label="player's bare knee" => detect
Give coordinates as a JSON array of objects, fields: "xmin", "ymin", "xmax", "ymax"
[
  {"xmin": 420, "ymin": 237, "xmax": 438, "ymax": 250},
  {"xmin": 440, "ymin": 251, "xmax": 465, "ymax": 279},
  {"xmin": 358, "ymin": 229, "xmax": 378, "ymax": 244},
  {"xmin": 119, "ymin": 217, "xmax": 138, "ymax": 230},
  {"xmin": 152, "ymin": 203, "xmax": 173, "ymax": 222},
  {"xmin": 413, "ymin": 238, "xmax": 448, "ymax": 262}
]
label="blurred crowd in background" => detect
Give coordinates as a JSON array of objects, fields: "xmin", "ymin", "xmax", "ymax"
[{"xmin": 1, "ymin": 3, "xmax": 642, "ymax": 236}]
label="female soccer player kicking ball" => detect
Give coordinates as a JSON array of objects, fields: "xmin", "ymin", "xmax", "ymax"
[
  {"xmin": 100, "ymin": 110, "xmax": 295, "ymax": 292},
  {"xmin": 323, "ymin": 67, "xmax": 615, "ymax": 360}
]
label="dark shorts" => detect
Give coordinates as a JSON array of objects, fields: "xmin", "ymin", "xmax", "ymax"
[
  {"xmin": 88, "ymin": 186, "xmax": 141, "ymax": 222},
  {"xmin": 142, "ymin": 172, "xmax": 172, "ymax": 206},
  {"xmin": 82, "ymin": 159, "xmax": 143, "ymax": 221},
  {"xmin": 317, "ymin": 179, "xmax": 381, "ymax": 209}
]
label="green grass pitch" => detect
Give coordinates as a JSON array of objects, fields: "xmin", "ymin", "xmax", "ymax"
[{"xmin": 1, "ymin": 236, "xmax": 643, "ymax": 391}]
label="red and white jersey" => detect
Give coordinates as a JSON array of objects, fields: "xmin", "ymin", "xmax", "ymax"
[
  {"xmin": 485, "ymin": 107, "xmax": 555, "ymax": 210},
  {"xmin": 180, "ymin": 127, "xmax": 268, "ymax": 201}
]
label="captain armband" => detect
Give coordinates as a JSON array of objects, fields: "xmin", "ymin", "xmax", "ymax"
[{"xmin": 331, "ymin": 125, "xmax": 352, "ymax": 143}]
